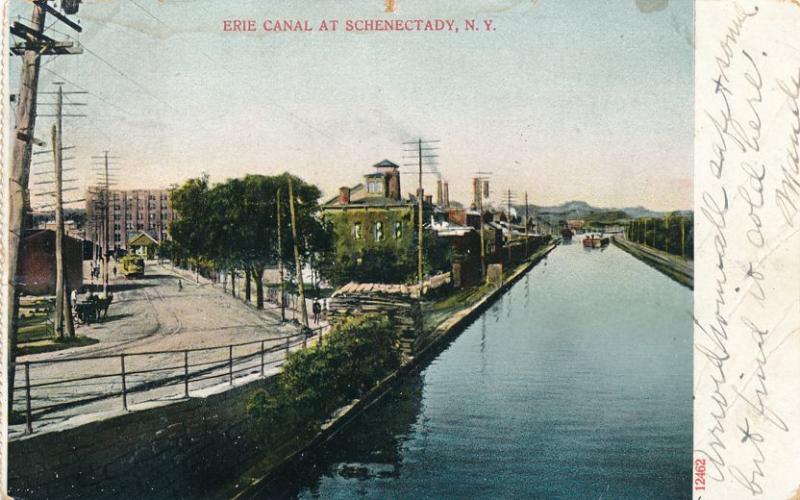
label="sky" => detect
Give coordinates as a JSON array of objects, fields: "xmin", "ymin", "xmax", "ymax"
[{"xmin": 9, "ymin": 0, "xmax": 694, "ymax": 211}]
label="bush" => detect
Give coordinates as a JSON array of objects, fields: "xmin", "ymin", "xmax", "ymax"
[{"xmin": 246, "ymin": 314, "xmax": 401, "ymax": 438}]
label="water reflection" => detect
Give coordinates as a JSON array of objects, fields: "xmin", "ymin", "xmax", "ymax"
[
  {"xmin": 256, "ymin": 374, "xmax": 425, "ymax": 499},
  {"xmin": 249, "ymin": 243, "xmax": 692, "ymax": 499}
]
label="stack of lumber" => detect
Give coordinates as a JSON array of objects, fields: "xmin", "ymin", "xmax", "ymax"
[
  {"xmin": 334, "ymin": 272, "xmax": 451, "ymax": 299},
  {"xmin": 328, "ymin": 291, "xmax": 424, "ymax": 355}
]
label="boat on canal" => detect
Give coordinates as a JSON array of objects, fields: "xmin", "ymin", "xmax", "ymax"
[{"xmin": 582, "ymin": 234, "xmax": 609, "ymax": 248}]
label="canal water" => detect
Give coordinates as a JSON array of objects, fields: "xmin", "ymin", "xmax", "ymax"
[{"xmin": 255, "ymin": 241, "xmax": 692, "ymax": 499}]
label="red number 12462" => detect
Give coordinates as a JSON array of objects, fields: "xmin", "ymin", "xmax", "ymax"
[{"xmin": 694, "ymin": 458, "xmax": 706, "ymax": 491}]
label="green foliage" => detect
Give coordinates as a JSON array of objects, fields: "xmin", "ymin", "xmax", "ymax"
[
  {"xmin": 625, "ymin": 212, "xmax": 694, "ymax": 259},
  {"xmin": 246, "ymin": 314, "xmax": 401, "ymax": 438},
  {"xmin": 423, "ymin": 229, "xmax": 453, "ymax": 275},
  {"xmin": 320, "ymin": 207, "xmax": 451, "ymax": 286},
  {"xmin": 170, "ymin": 173, "xmax": 331, "ymax": 268},
  {"xmin": 169, "ymin": 172, "xmax": 333, "ymax": 305},
  {"xmin": 169, "ymin": 174, "xmax": 210, "ymax": 266}
]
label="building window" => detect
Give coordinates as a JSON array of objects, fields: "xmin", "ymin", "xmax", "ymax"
[
  {"xmin": 114, "ymin": 224, "xmax": 121, "ymax": 231},
  {"xmin": 137, "ymin": 223, "xmax": 144, "ymax": 230},
  {"xmin": 367, "ymin": 181, "xmax": 383, "ymax": 194},
  {"xmin": 394, "ymin": 221, "xmax": 402, "ymax": 239},
  {"xmin": 353, "ymin": 222, "xmax": 362, "ymax": 240},
  {"xmin": 114, "ymin": 234, "xmax": 121, "ymax": 242},
  {"xmin": 374, "ymin": 221, "xmax": 384, "ymax": 241}
]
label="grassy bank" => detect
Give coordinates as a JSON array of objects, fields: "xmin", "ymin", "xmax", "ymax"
[
  {"xmin": 17, "ymin": 297, "xmax": 99, "ymax": 356},
  {"xmin": 423, "ymin": 242, "xmax": 558, "ymax": 337}
]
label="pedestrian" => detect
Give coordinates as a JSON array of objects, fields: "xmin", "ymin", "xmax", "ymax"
[
  {"xmin": 113, "ymin": 265, "xmax": 117, "ymax": 278},
  {"xmin": 312, "ymin": 300, "xmax": 321, "ymax": 324},
  {"xmin": 70, "ymin": 289, "xmax": 78, "ymax": 318},
  {"xmin": 178, "ymin": 278, "xmax": 183, "ymax": 291}
]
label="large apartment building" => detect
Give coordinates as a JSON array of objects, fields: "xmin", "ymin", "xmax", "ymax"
[{"xmin": 86, "ymin": 188, "xmax": 174, "ymax": 253}]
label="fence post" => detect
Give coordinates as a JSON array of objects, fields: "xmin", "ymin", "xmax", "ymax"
[
  {"xmin": 228, "ymin": 345, "xmax": 233, "ymax": 385},
  {"xmin": 260, "ymin": 341, "xmax": 265, "ymax": 376},
  {"xmin": 24, "ymin": 362, "xmax": 33, "ymax": 434},
  {"xmin": 184, "ymin": 350, "xmax": 189, "ymax": 398},
  {"xmin": 120, "ymin": 354, "xmax": 128, "ymax": 411}
]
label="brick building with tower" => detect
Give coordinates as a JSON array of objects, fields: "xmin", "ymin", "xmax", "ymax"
[{"xmin": 322, "ymin": 159, "xmax": 467, "ymax": 284}]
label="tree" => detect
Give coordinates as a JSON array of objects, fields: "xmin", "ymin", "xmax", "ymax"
[
  {"xmin": 169, "ymin": 174, "xmax": 210, "ymax": 268},
  {"xmin": 169, "ymin": 173, "xmax": 333, "ymax": 309}
]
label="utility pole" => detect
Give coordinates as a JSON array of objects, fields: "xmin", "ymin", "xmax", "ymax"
[
  {"xmin": 7, "ymin": 0, "xmax": 84, "ymax": 448},
  {"xmin": 479, "ymin": 185, "xmax": 485, "ymax": 279},
  {"xmin": 52, "ymin": 92, "xmax": 65, "ymax": 339},
  {"xmin": 472, "ymin": 172, "xmax": 492, "ymax": 282},
  {"xmin": 102, "ymin": 152, "xmax": 110, "ymax": 295},
  {"xmin": 288, "ymin": 177, "xmax": 309, "ymax": 335},
  {"xmin": 277, "ymin": 188, "xmax": 285, "ymax": 322},
  {"xmin": 402, "ymin": 138, "xmax": 439, "ymax": 297},
  {"xmin": 502, "ymin": 189, "xmax": 516, "ymax": 264},
  {"xmin": 524, "ymin": 191, "xmax": 529, "ymax": 258},
  {"xmin": 90, "ymin": 152, "xmax": 119, "ymax": 296},
  {"xmin": 417, "ymin": 139, "xmax": 424, "ymax": 293},
  {"xmin": 51, "ymin": 84, "xmax": 78, "ymax": 338},
  {"xmin": 6, "ymin": 2, "xmax": 49, "ymax": 437},
  {"xmin": 36, "ymin": 84, "xmax": 86, "ymax": 339},
  {"xmin": 507, "ymin": 190, "xmax": 512, "ymax": 263}
]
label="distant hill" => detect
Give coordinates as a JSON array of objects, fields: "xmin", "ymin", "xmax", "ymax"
[{"xmin": 512, "ymin": 200, "xmax": 684, "ymax": 222}]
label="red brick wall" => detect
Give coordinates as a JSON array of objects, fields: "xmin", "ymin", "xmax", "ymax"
[{"xmin": 19, "ymin": 231, "xmax": 84, "ymax": 296}]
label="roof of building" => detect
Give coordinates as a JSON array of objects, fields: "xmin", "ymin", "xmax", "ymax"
[
  {"xmin": 323, "ymin": 194, "xmax": 413, "ymax": 209},
  {"xmin": 373, "ymin": 159, "xmax": 399, "ymax": 169},
  {"xmin": 430, "ymin": 219, "xmax": 475, "ymax": 237},
  {"xmin": 127, "ymin": 231, "xmax": 159, "ymax": 246}
]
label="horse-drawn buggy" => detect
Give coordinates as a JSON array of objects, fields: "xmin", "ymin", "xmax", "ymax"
[{"xmin": 75, "ymin": 293, "xmax": 113, "ymax": 324}]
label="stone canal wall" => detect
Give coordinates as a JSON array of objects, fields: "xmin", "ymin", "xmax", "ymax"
[
  {"xmin": 612, "ymin": 236, "xmax": 693, "ymax": 289},
  {"xmin": 8, "ymin": 374, "xmax": 280, "ymax": 499}
]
